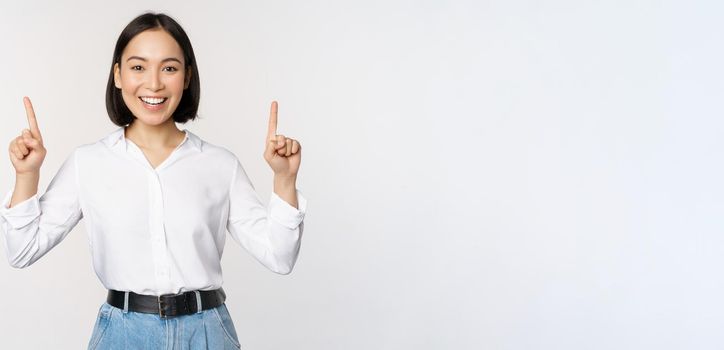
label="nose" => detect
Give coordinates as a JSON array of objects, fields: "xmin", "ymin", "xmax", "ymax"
[{"xmin": 146, "ymin": 68, "xmax": 164, "ymax": 91}]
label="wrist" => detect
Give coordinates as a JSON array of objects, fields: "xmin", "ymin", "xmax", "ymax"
[
  {"xmin": 273, "ymin": 173, "xmax": 297, "ymax": 182},
  {"xmin": 273, "ymin": 175, "xmax": 297, "ymax": 190},
  {"xmin": 16, "ymin": 171, "xmax": 40, "ymax": 182}
]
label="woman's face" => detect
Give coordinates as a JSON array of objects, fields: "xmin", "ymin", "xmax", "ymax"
[{"xmin": 114, "ymin": 28, "xmax": 191, "ymax": 126}]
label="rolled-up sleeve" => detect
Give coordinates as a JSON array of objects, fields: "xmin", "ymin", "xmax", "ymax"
[
  {"xmin": 226, "ymin": 158, "xmax": 307, "ymax": 275},
  {"xmin": 0, "ymin": 149, "xmax": 83, "ymax": 268}
]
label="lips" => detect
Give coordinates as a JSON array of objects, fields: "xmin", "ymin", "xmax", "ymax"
[{"xmin": 138, "ymin": 96, "xmax": 168, "ymax": 111}]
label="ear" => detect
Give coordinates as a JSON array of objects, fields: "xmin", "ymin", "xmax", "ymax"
[
  {"xmin": 113, "ymin": 63, "xmax": 122, "ymax": 89},
  {"xmin": 184, "ymin": 66, "xmax": 192, "ymax": 90}
]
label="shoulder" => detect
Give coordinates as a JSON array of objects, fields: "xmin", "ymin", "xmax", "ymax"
[
  {"xmin": 61, "ymin": 127, "xmax": 121, "ymax": 161},
  {"xmin": 185, "ymin": 129, "xmax": 239, "ymax": 163},
  {"xmin": 68, "ymin": 126, "xmax": 124, "ymax": 152},
  {"xmin": 185, "ymin": 131, "xmax": 247, "ymax": 184}
]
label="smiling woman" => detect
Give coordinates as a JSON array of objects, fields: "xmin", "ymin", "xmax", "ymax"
[
  {"xmin": 113, "ymin": 30, "xmax": 191, "ymax": 123},
  {"xmin": 1, "ymin": 11, "xmax": 306, "ymax": 350},
  {"xmin": 105, "ymin": 13, "xmax": 200, "ymax": 128}
]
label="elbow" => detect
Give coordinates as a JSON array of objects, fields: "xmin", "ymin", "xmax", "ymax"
[
  {"xmin": 267, "ymin": 236, "xmax": 302, "ymax": 275},
  {"xmin": 8, "ymin": 257, "xmax": 31, "ymax": 269},
  {"xmin": 7, "ymin": 250, "xmax": 38, "ymax": 269},
  {"xmin": 273, "ymin": 263, "xmax": 294, "ymax": 275},
  {"xmin": 271, "ymin": 258, "xmax": 297, "ymax": 275}
]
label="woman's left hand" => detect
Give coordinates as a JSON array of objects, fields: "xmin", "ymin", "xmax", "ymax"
[{"xmin": 264, "ymin": 101, "xmax": 301, "ymax": 177}]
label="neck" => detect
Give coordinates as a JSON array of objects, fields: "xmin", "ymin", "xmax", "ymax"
[{"xmin": 125, "ymin": 118, "xmax": 185, "ymax": 150}]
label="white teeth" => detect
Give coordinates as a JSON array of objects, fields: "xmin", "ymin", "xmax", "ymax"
[{"xmin": 140, "ymin": 97, "xmax": 167, "ymax": 105}]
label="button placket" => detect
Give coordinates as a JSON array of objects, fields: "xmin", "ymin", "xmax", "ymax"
[
  {"xmin": 123, "ymin": 134, "xmax": 189, "ymax": 293},
  {"xmin": 148, "ymin": 170, "xmax": 171, "ymax": 288}
]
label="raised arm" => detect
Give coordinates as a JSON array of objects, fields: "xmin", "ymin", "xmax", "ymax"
[
  {"xmin": 8, "ymin": 97, "xmax": 47, "ymax": 208},
  {"xmin": 0, "ymin": 97, "xmax": 82, "ymax": 268},
  {"xmin": 226, "ymin": 101, "xmax": 307, "ymax": 275}
]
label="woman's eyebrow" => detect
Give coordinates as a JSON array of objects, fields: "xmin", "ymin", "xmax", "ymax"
[{"xmin": 126, "ymin": 56, "xmax": 182, "ymax": 64}]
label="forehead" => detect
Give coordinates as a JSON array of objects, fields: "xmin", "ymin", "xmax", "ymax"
[{"xmin": 122, "ymin": 28, "xmax": 184, "ymax": 62}]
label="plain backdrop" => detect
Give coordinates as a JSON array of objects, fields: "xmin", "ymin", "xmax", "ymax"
[{"xmin": 1, "ymin": 0, "xmax": 722, "ymax": 349}]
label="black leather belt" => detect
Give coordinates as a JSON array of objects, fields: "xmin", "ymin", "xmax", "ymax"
[{"xmin": 107, "ymin": 288, "xmax": 226, "ymax": 318}]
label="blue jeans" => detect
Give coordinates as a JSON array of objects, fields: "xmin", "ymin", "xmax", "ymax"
[{"xmin": 87, "ymin": 301, "xmax": 242, "ymax": 349}]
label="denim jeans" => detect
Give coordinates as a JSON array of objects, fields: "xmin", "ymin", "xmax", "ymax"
[{"xmin": 87, "ymin": 301, "xmax": 242, "ymax": 349}]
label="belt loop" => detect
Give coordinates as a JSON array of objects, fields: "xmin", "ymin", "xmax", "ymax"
[
  {"xmin": 123, "ymin": 291, "xmax": 130, "ymax": 314},
  {"xmin": 195, "ymin": 291, "xmax": 202, "ymax": 313}
]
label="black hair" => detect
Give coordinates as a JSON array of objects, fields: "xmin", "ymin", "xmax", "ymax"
[{"xmin": 105, "ymin": 12, "xmax": 200, "ymax": 126}]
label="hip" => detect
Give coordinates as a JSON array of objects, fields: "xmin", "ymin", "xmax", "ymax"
[{"xmin": 87, "ymin": 301, "xmax": 242, "ymax": 349}]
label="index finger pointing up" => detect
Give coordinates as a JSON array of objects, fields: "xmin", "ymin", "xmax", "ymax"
[
  {"xmin": 23, "ymin": 96, "xmax": 43, "ymax": 142},
  {"xmin": 267, "ymin": 100, "xmax": 278, "ymax": 141}
]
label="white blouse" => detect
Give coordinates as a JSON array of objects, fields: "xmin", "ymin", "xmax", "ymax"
[{"xmin": 0, "ymin": 126, "xmax": 307, "ymax": 296}]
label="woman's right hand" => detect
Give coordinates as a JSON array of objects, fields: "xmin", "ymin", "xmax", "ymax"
[{"xmin": 8, "ymin": 97, "xmax": 46, "ymax": 175}]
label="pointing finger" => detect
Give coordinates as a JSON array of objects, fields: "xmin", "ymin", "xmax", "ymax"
[
  {"xmin": 23, "ymin": 97, "xmax": 43, "ymax": 142},
  {"xmin": 267, "ymin": 101, "xmax": 278, "ymax": 142}
]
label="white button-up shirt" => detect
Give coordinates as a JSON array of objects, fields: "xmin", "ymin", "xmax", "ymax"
[{"xmin": 0, "ymin": 127, "xmax": 307, "ymax": 296}]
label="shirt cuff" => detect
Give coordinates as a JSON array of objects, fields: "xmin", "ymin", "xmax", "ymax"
[
  {"xmin": 0, "ymin": 189, "xmax": 41, "ymax": 230},
  {"xmin": 269, "ymin": 189, "xmax": 307, "ymax": 229}
]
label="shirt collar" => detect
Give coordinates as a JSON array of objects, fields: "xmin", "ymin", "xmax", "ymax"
[{"xmin": 103, "ymin": 126, "xmax": 203, "ymax": 152}]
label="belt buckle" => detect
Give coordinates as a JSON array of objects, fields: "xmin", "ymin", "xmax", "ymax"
[{"xmin": 158, "ymin": 295, "xmax": 167, "ymax": 318}]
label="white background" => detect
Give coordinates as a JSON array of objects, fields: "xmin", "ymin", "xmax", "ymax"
[{"xmin": 0, "ymin": 0, "xmax": 722, "ymax": 349}]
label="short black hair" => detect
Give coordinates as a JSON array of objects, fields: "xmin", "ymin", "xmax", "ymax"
[{"xmin": 105, "ymin": 12, "xmax": 200, "ymax": 126}]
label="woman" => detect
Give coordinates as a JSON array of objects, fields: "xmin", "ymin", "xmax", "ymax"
[{"xmin": 1, "ymin": 12, "xmax": 306, "ymax": 349}]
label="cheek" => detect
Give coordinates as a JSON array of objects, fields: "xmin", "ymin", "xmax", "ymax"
[
  {"xmin": 120, "ymin": 75, "xmax": 142, "ymax": 92},
  {"xmin": 120, "ymin": 85, "xmax": 138, "ymax": 101},
  {"xmin": 166, "ymin": 75, "xmax": 187, "ymax": 92}
]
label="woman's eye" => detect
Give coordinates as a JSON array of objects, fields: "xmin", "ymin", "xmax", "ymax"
[
  {"xmin": 163, "ymin": 67, "xmax": 178, "ymax": 72},
  {"xmin": 131, "ymin": 65, "xmax": 143, "ymax": 71}
]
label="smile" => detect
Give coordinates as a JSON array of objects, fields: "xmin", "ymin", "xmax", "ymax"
[{"xmin": 139, "ymin": 96, "xmax": 168, "ymax": 105}]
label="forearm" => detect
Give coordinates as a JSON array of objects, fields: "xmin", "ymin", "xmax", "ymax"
[
  {"xmin": 9, "ymin": 172, "xmax": 39, "ymax": 208},
  {"xmin": 273, "ymin": 174, "xmax": 298, "ymax": 209}
]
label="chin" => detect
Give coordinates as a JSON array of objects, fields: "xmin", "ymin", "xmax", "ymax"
[{"xmin": 131, "ymin": 114, "xmax": 173, "ymax": 126}]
